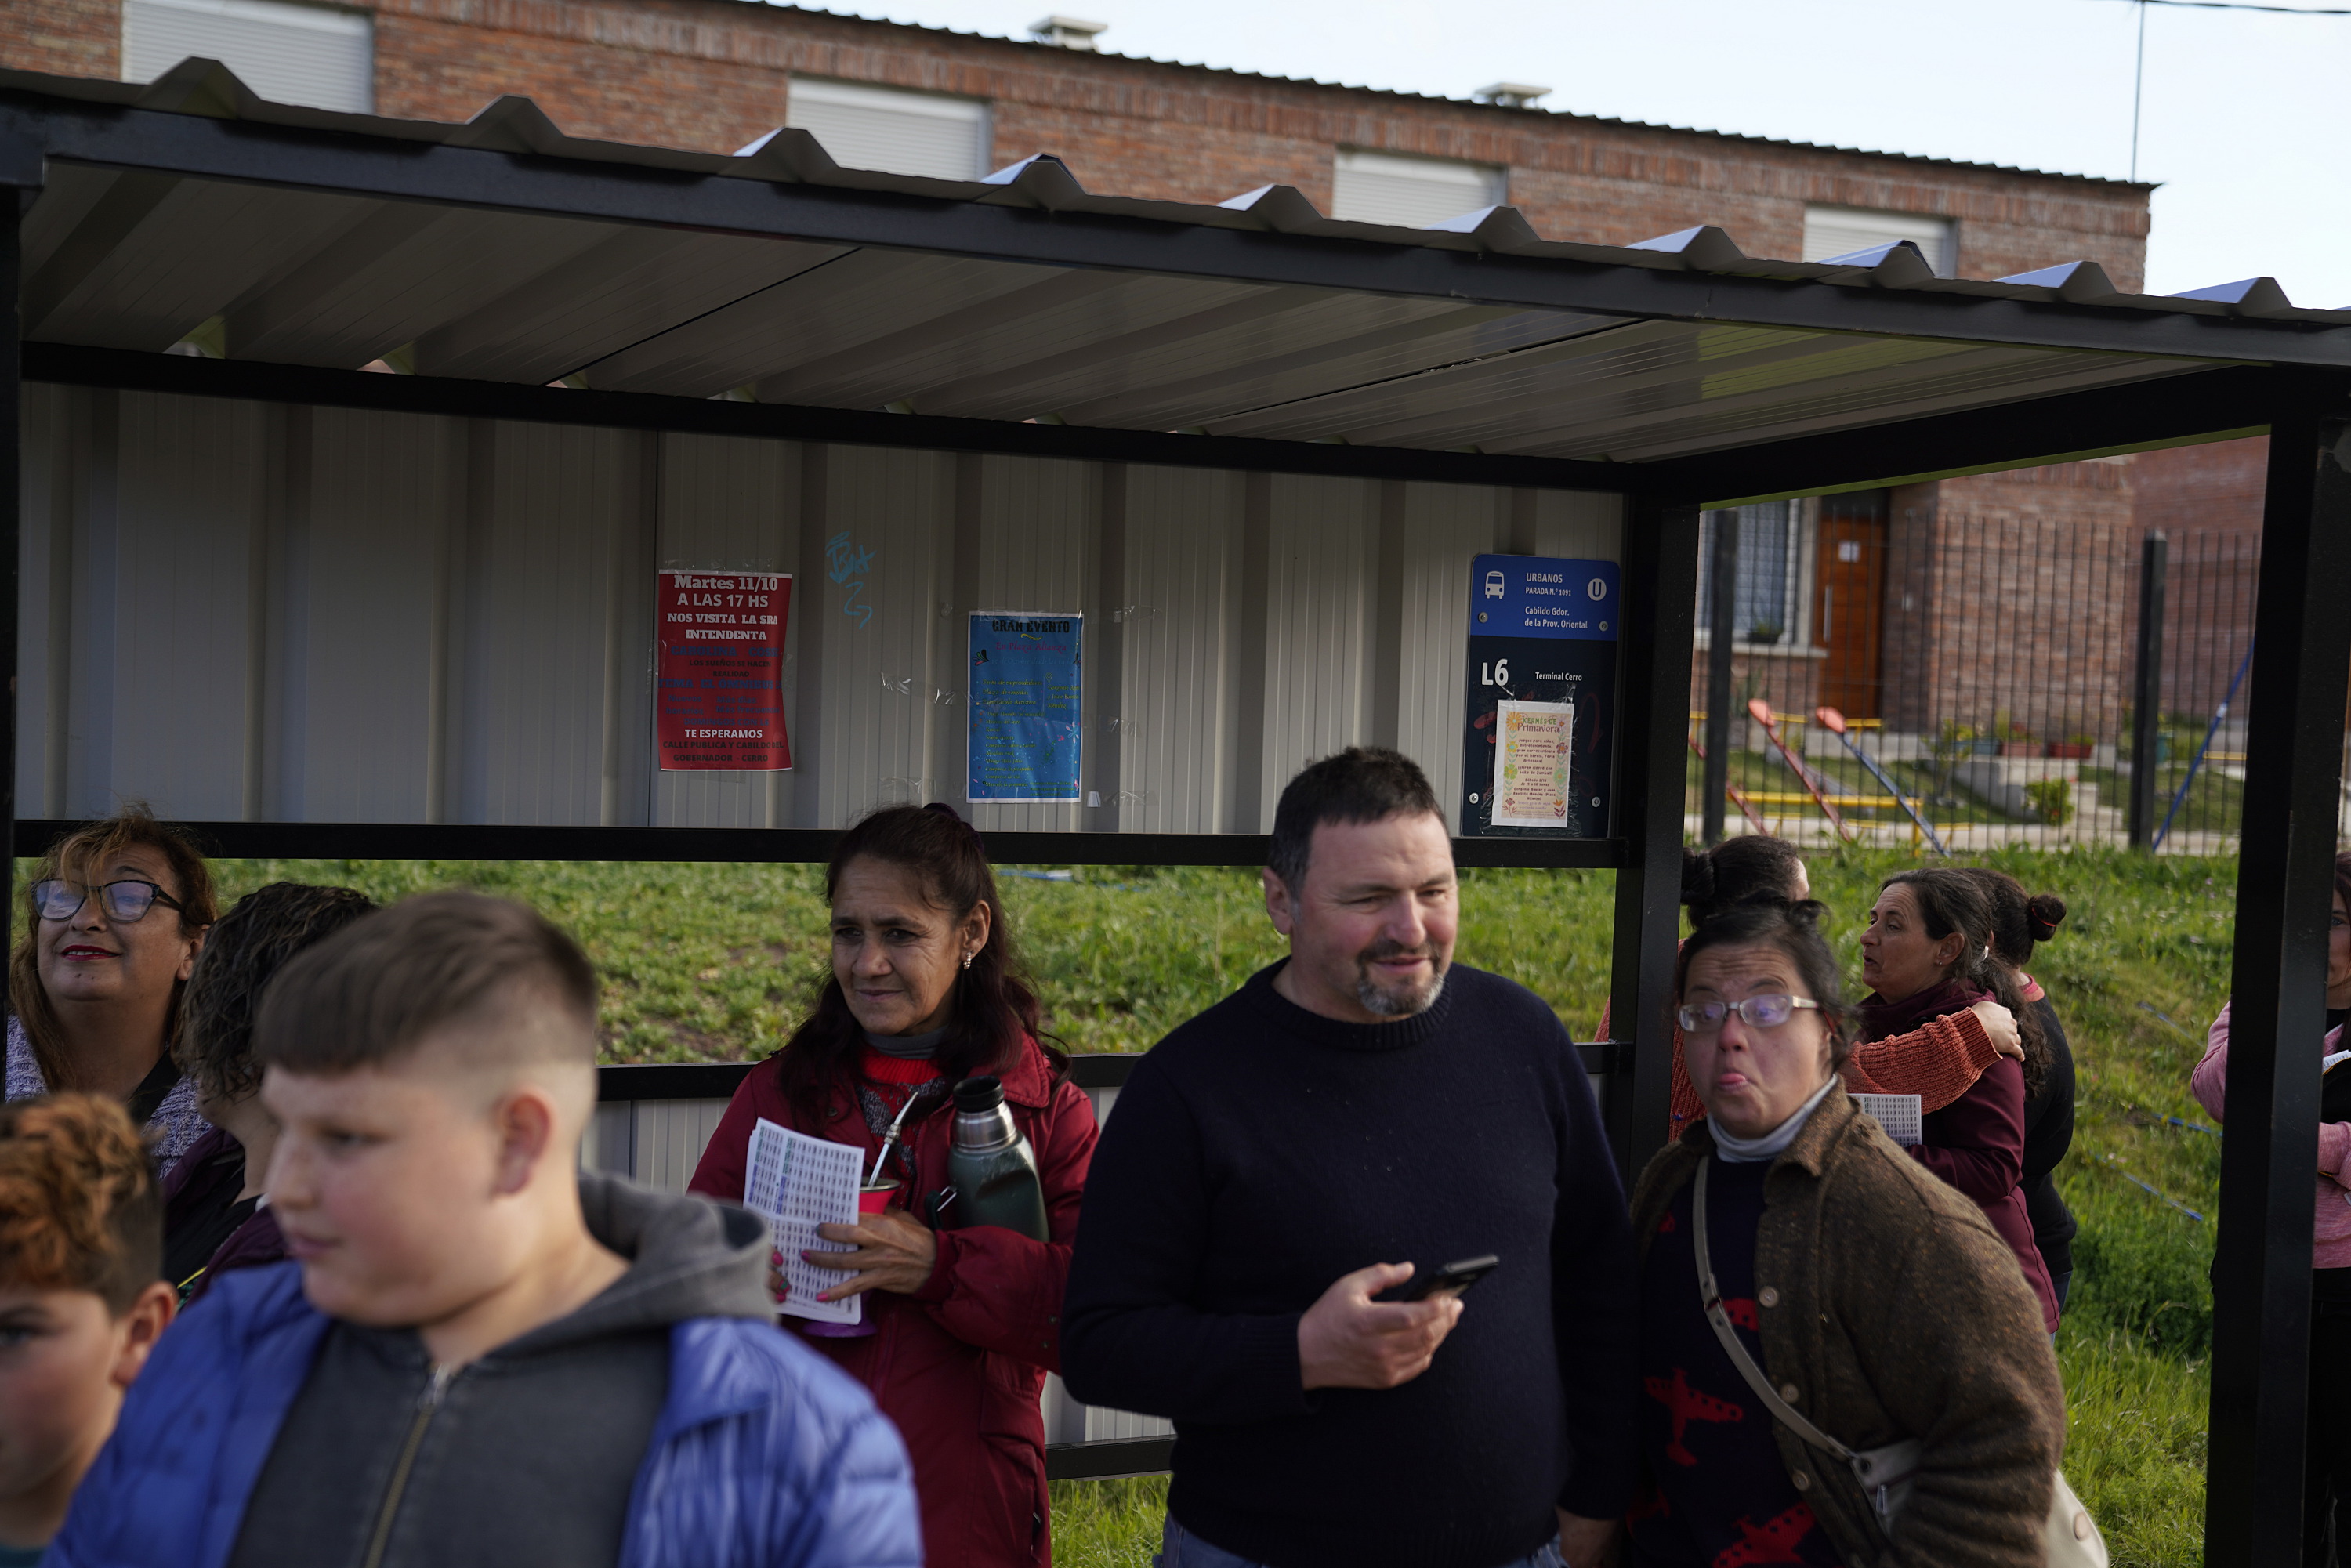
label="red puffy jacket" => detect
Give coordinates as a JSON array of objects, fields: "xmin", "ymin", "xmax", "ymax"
[{"xmin": 690, "ymin": 1036, "xmax": 1096, "ymax": 1568}]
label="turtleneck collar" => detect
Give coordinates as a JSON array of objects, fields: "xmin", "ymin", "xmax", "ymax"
[
  {"xmin": 1241, "ymin": 959, "xmax": 1456, "ymax": 1052},
  {"xmin": 865, "ymin": 1026, "xmax": 947, "ymax": 1060},
  {"xmin": 1709, "ymin": 1074, "xmax": 1841, "ymax": 1164}
]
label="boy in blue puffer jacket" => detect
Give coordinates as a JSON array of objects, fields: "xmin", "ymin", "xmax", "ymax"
[{"xmin": 51, "ymin": 891, "xmax": 920, "ymax": 1568}]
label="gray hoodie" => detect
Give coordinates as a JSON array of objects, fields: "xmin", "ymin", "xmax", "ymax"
[{"xmin": 226, "ymin": 1175, "xmax": 774, "ymax": 1568}]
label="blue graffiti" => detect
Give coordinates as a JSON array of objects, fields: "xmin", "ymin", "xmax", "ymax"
[{"xmin": 824, "ymin": 531, "xmax": 878, "ymax": 629}]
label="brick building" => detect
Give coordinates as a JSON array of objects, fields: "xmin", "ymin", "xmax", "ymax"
[{"xmin": 2, "ymin": 0, "xmax": 2266, "ymax": 747}]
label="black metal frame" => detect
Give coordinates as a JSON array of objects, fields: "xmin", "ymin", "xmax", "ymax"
[
  {"xmin": 2127, "ymin": 533, "xmax": 2168, "ymax": 849},
  {"xmin": 7, "ymin": 92, "xmax": 2350, "ymax": 365},
  {"xmin": 24, "ymin": 344, "xmax": 1643, "ymax": 494},
  {"xmin": 1701, "ymin": 510, "xmax": 1738, "ymax": 846},
  {"xmin": 25, "ymin": 349, "xmax": 2323, "ymax": 523},
  {"xmin": 1606, "ymin": 498, "xmax": 1702, "ymax": 1183},
  {"xmin": 2203, "ymin": 405, "xmax": 2351, "ymax": 1565},
  {"xmin": 9, "ymin": 820, "xmax": 1624, "ymax": 871},
  {"xmin": 5, "ymin": 85, "xmax": 2349, "ymax": 1548}
]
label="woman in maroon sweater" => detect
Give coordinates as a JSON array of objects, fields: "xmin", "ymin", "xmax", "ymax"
[{"xmin": 1857, "ymin": 867, "xmax": 2060, "ymax": 1333}]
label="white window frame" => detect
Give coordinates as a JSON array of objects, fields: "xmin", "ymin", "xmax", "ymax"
[
  {"xmin": 1694, "ymin": 501, "xmax": 1817, "ymax": 651},
  {"xmin": 1331, "ymin": 149, "xmax": 1506, "ymax": 228},
  {"xmin": 1802, "ymin": 204, "xmax": 1958, "ymax": 278},
  {"xmin": 121, "ymin": 0, "xmax": 374, "ymax": 114},
  {"xmin": 785, "ymin": 77, "xmax": 993, "ymax": 180}
]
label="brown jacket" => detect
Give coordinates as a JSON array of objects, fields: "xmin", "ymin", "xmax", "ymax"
[{"xmin": 1631, "ymin": 1088, "xmax": 2066, "ymax": 1568}]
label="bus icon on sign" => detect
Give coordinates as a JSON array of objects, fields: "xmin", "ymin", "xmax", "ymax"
[
  {"xmin": 1588, "ymin": 578, "xmax": 1609, "ymax": 600},
  {"xmin": 1485, "ymin": 570, "xmax": 1506, "ymax": 599}
]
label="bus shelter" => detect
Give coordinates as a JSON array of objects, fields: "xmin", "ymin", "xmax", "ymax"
[{"xmin": 2, "ymin": 60, "xmax": 2347, "ymax": 1555}]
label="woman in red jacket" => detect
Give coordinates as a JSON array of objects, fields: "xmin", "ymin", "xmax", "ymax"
[
  {"xmin": 1857, "ymin": 866, "xmax": 2061, "ymax": 1333},
  {"xmin": 691, "ymin": 804, "xmax": 1097, "ymax": 1567}
]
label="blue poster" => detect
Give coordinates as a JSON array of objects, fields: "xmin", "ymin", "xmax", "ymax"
[
  {"xmin": 968, "ymin": 612, "xmax": 1084, "ymax": 803},
  {"xmin": 1462, "ymin": 556, "xmax": 1621, "ymax": 838}
]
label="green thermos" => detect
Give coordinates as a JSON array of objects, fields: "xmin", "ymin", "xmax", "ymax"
[{"xmin": 946, "ymin": 1076, "xmax": 1049, "ymax": 1241}]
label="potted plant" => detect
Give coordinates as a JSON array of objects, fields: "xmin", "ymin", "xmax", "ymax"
[
  {"xmin": 1744, "ymin": 619, "xmax": 1784, "ymax": 647},
  {"xmin": 2024, "ymin": 777, "xmax": 2074, "ymax": 827},
  {"xmin": 1928, "ymin": 720, "xmax": 1978, "ymax": 805},
  {"xmin": 2045, "ymin": 734, "xmax": 2094, "ymax": 760}
]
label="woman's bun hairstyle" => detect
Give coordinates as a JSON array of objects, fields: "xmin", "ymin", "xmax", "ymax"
[
  {"xmin": 1681, "ymin": 835, "xmax": 1805, "ymax": 928},
  {"xmin": 1680, "ymin": 846, "xmax": 1717, "ymax": 907},
  {"xmin": 2025, "ymin": 893, "xmax": 2067, "ymax": 943},
  {"xmin": 1894, "ymin": 867, "xmax": 2052, "ymax": 1099}
]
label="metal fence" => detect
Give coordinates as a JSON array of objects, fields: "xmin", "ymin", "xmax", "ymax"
[{"xmin": 1685, "ymin": 508, "xmax": 2291, "ymax": 853}]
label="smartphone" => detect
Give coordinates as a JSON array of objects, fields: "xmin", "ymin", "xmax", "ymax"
[{"xmin": 1393, "ymin": 1255, "xmax": 1501, "ymax": 1302}]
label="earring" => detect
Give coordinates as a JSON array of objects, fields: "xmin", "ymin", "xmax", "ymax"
[{"xmin": 962, "ymin": 951, "xmax": 975, "ymax": 970}]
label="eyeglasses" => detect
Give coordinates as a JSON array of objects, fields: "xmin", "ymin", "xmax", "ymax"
[
  {"xmin": 1676, "ymin": 994, "xmax": 1823, "ymax": 1034},
  {"xmin": 31, "ymin": 878, "xmax": 186, "ymax": 925}
]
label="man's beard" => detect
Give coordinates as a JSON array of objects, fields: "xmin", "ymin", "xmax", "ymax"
[{"xmin": 1353, "ymin": 940, "xmax": 1448, "ymax": 1017}]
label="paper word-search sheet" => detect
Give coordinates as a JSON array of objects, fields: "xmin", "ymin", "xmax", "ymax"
[{"xmin": 743, "ymin": 1118, "xmax": 864, "ymax": 1325}]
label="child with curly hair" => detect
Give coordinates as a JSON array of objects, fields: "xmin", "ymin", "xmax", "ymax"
[{"xmin": 0, "ymin": 1095, "xmax": 175, "ymax": 1565}]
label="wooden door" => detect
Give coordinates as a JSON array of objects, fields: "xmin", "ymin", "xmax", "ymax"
[{"xmin": 1814, "ymin": 494, "xmax": 1889, "ymax": 720}]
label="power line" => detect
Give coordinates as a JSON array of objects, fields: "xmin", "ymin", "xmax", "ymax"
[
  {"xmin": 2106, "ymin": 0, "xmax": 2351, "ymax": 12},
  {"xmin": 2131, "ymin": 1, "xmax": 2147, "ymax": 180},
  {"xmin": 2112, "ymin": 0, "xmax": 2349, "ymax": 182}
]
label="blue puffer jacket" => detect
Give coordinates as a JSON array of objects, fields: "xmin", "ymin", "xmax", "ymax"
[{"xmin": 51, "ymin": 1261, "xmax": 922, "ymax": 1568}]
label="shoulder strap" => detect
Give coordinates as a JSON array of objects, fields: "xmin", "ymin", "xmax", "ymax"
[{"xmin": 1691, "ymin": 1157, "xmax": 1853, "ymax": 1461}]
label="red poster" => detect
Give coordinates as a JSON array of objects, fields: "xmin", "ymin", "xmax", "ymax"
[{"xmin": 657, "ymin": 570, "xmax": 792, "ymax": 771}]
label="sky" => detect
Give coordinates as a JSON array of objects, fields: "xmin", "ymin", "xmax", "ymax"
[{"xmin": 783, "ymin": 0, "xmax": 2351, "ymax": 306}]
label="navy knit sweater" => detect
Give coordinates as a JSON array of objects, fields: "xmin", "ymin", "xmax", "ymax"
[{"xmin": 1062, "ymin": 961, "xmax": 1639, "ymax": 1568}]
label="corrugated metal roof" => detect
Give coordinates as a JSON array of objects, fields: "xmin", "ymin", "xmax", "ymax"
[{"xmin": 6, "ymin": 60, "xmax": 2338, "ymax": 465}]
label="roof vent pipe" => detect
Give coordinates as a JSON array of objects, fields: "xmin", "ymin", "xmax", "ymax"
[
  {"xmin": 1031, "ymin": 16, "xmax": 1108, "ymax": 49},
  {"xmin": 1474, "ymin": 82, "xmax": 1552, "ymax": 108}
]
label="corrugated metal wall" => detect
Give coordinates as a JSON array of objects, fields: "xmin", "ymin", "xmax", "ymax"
[{"xmin": 16, "ymin": 386, "xmax": 1624, "ymax": 828}]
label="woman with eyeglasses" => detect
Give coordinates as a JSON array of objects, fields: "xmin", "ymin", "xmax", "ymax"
[
  {"xmin": 1626, "ymin": 898, "xmax": 2066, "ymax": 1568},
  {"xmin": 3, "ymin": 808, "xmax": 219, "ymax": 1169},
  {"xmin": 688, "ymin": 804, "xmax": 1096, "ymax": 1568},
  {"xmin": 1858, "ymin": 867, "xmax": 2059, "ymax": 1334},
  {"xmin": 2193, "ymin": 850, "xmax": 2351, "ymax": 1566},
  {"xmin": 1597, "ymin": 835, "xmax": 2026, "ymax": 1142}
]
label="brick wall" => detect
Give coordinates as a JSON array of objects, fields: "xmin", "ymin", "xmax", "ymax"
[
  {"xmin": 1877, "ymin": 505, "xmax": 2140, "ymax": 746},
  {"xmin": 1928, "ymin": 457, "xmax": 2138, "ymax": 529},
  {"xmin": 3, "ymin": 0, "xmax": 2151, "ymax": 287},
  {"xmin": 1, "ymin": 0, "xmax": 115, "ymax": 81},
  {"xmin": 2131, "ymin": 435, "xmax": 2269, "ymax": 534}
]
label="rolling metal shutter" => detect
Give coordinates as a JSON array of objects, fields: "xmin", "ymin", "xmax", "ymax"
[
  {"xmin": 786, "ymin": 78, "xmax": 992, "ymax": 181},
  {"xmin": 1802, "ymin": 204, "xmax": 1958, "ymax": 277},
  {"xmin": 122, "ymin": 0, "xmax": 373, "ymax": 114},
  {"xmin": 1330, "ymin": 150, "xmax": 1505, "ymax": 229}
]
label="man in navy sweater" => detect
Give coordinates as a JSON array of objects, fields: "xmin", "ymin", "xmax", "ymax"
[{"xmin": 1063, "ymin": 748, "xmax": 1638, "ymax": 1568}]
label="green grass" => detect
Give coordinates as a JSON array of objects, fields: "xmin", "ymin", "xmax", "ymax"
[
  {"xmin": 91, "ymin": 846, "xmax": 2230, "ymax": 1563},
  {"xmin": 2081, "ymin": 761, "xmax": 2246, "ymax": 841},
  {"xmin": 1048, "ymin": 1477, "xmax": 1168, "ymax": 1568}
]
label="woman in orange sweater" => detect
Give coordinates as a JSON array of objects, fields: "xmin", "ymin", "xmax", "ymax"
[{"xmin": 1594, "ymin": 835, "xmax": 2021, "ymax": 1139}]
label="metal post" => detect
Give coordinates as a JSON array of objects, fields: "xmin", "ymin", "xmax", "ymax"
[
  {"xmin": 2128, "ymin": 531, "xmax": 2168, "ymax": 849},
  {"xmin": 1607, "ymin": 497, "xmax": 1702, "ymax": 1185},
  {"xmin": 1701, "ymin": 509, "xmax": 1738, "ymax": 845},
  {"xmin": 2204, "ymin": 404, "xmax": 2351, "ymax": 1566},
  {"xmin": 0, "ymin": 139, "xmax": 41, "ymax": 1024}
]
